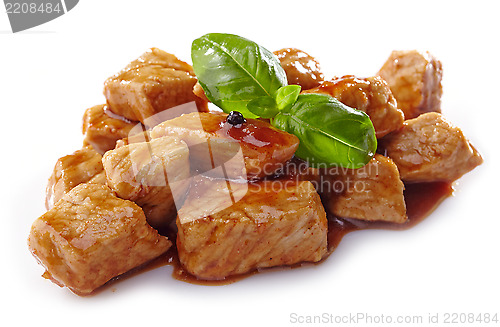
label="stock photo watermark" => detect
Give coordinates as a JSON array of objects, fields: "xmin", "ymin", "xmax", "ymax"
[
  {"xmin": 289, "ymin": 312, "xmax": 499, "ymax": 325},
  {"xmin": 3, "ymin": 0, "xmax": 78, "ymax": 32}
]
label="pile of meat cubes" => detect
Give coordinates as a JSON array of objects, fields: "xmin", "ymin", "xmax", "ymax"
[{"xmin": 28, "ymin": 47, "xmax": 482, "ymax": 295}]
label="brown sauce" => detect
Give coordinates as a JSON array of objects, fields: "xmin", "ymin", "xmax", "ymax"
[
  {"xmin": 94, "ymin": 181, "xmax": 453, "ymax": 294},
  {"xmin": 199, "ymin": 112, "xmax": 294, "ymax": 150},
  {"xmin": 326, "ymin": 181, "xmax": 453, "ymax": 252}
]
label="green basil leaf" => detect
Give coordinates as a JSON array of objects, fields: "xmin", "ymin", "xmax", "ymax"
[
  {"xmin": 191, "ymin": 33, "xmax": 287, "ymax": 118},
  {"xmin": 271, "ymin": 94, "xmax": 377, "ymax": 168},
  {"xmin": 247, "ymin": 96, "xmax": 279, "ymax": 119},
  {"xmin": 274, "ymin": 85, "xmax": 301, "ymax": 111}
]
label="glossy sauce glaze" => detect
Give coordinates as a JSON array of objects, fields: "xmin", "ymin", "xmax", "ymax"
[
  {"xmin": 99, "ymin": 181, "xmax": 453, "ymax": 292},
  {"xmin": 327, "ymin": 181, "xmax": 453, "ymax": 252},
  {"xmin": 200, "ymin": 112, "xmax": 295, "ymax": 150},
  {"xmin": 194, "ymin": 112, "xmax": 299, "ymax": 179}
]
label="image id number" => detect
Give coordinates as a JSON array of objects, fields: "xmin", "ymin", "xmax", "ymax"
[{"xmin": 5, "ymin": 2, "xmax": 62, "ymax": 14}]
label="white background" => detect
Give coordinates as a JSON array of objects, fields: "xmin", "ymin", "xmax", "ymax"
[{"xmin": 1, "ymin": 1, "xmax": 498, "ymax": 326}]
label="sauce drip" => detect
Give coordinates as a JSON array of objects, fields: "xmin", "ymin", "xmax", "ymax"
[
  {"xmin": 326, "ymin": 181, "xmax": 453, "ymax": 252},
  {"xmin": 96, "ymin": 181, "xmax": 453, "ymax": 293},
  {"xmin": 199, "ymin": 112, "xmax": 293, "ymax": 149}
]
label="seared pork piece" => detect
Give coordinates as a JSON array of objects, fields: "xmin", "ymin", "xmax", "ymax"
[
  {"xmin": 82, "ymin": 104, "xmax": 138, "ymax": 154},
  {"xmin": 304, "ymin": 75, "xmax": 404, "ymax": 138},
  {"xmin": 378, "ymin": 50, "xmax": 443, "ymax": 119},
  {"xmin": 176, "ymin": 177, "xmax": 328, "ymax": 280},
  {"xmin": 124, "ymin": 47, "xmax": 195, "ymax": 72},
  {"xmin": 45, "ymin": 146, "xmax": 104, "ymax": 210},
  {"xmin": 150, "ymin": 112, "xmax": 300, "ymax": 180},
  {"xmin": 28, "ymin": 183, "xmax": 171, "ymax": 295},
  {"xmin": 104, "ymin": 48, "xmax": 208, "ymax": 124},
  {"xmin": 382, "ymin": 113, "xmax": 483, "ymax": 182},
  {"xmin": 274, "ymin": 48, "xmax": 324, "ymax": 90},
  {"xmin": 102, "ymin": 136, "xmax": 190, "ymax": 229},
  {"xmin": 326, "ymin": 154, "xmax": 407, "ymax": 223}
]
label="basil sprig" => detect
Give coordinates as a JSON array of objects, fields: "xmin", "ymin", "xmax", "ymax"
[
  {"xmin": 191, "ymin": 33, "xmax": 376, "ymax": 168},
  {"xmin": 191, "ymin": 33, "xmax": 287, "ymax": 118}
]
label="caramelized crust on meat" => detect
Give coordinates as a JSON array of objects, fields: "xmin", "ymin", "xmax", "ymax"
[
  {"xmin": 274, "ymin": 48, "xmax": 324, "ymax": 90},
  {"xmin": 104, "ymin": 48, "xmax": 208, "ymax": 124},
  {"xmin": 82, "ymin": 104, "xmax": 138, "ymax": 154},
  {"xmin": 124, "ymin": 47, "xmax": 194, "ymax": 72},
  {"xmin": 176, "ymin": 178, "xmax": 328, "ymax": 280},
  {"xmin": 325, "ymin": 154, "xmax": 407, "ymax": 223},
  {"xmin": 382, "ymin": 113, "xmax": 483, "ymax": 182},
  {"xmin": 304, "ymin": 75, "xmax": 404, "ymax": 138},
  {"xmin": 378, "ymin": 50, "xmax": 443, "ymax": 119},
  {"xmin": 150, "ymin": 112, "xmax": 299, "ymax": 180},
  {"xmin": 28, "ymin": 183, "xmax": 171, "ymax": 295},
  {"xmin": 45, "ymin": 146, "xmax": 104, "ymax": 210},
  {"xmin": 102, "ymin": 136, "xmax": 191, "ymax": 229}
]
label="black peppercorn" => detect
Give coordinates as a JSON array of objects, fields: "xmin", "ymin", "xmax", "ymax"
[{"xmin": 226, "ymin": 111, "xmax": 246, "ymax": 126}]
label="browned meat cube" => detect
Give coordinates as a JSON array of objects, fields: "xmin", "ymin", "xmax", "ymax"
[
  {"xmin": 304, "ymin": 75, "xmax": 404, "ymax": 138},
  {"xmin": 28, "ymin": 183, "xmax": 171, "ymax": 295},
  {"xmin": 378, "ymin": 50, "xmax": 443, "ymax": 119},
  {"xmin": 273, "ymin": 48, "xmax": 324, "ymax": 90},
  {"xmin": 102, "ymin": 136, "xmax": 191, "ymax": 229},
  {"xmin": 382, "ymin": 113, "xmax": 483, "ymax": 182},
  {"xmin": 82, "ymin": 104, "xmax": 139, "ymax": 154},
  {"xmin": 150, "ymin": 112, "xmax": 299, "ymax": 180},
  {"xmin": 325, "ymin": 154, "xmax": 407, "ymax": 223},
  {"xmin": 104, "ymin": 48, "xmax": 208, "ymax": 124},
  {"xmin": 45, "ymin": 146, "xmax": 104, "ymax": 210},
  {"xmin": 124, "ymin": 47, "xmax": 195, "ymax": 72},
  {"xmin": 176, "ymin": 177, "xmax": 328, "ymax": 280}
]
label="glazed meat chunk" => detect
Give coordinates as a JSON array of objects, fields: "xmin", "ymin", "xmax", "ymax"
[
  {"xmin": 273, "ymin": 48, "xmax": 324, "ymax": 90},
  {"xmin": 45, "ymin": 146, "xmax": 105, "ymax": 210},
  {"xmin": 378, "ymin": 50, "xmax": 443, "ymax": 119},
  {"xmin": 102, "ymin": 136, "xmax": 191, "ymax": 229},
  {"xmin": 28, "ymin": 183, "xmax": 171, "ymax": 295},
  {"xmin": 382, "ymin": 113, "xmax": 483, "ymax": 182},
  {"xmin": 150, "ymin": 112, "xmax": 299, "ymax": 180},
  {"xmin": 104, "ymin": 48, "xmax": 208, "ymax": 124},
  {"xmin": 82, "ymin": 104, "xmax": 139, "ymax": 154},
  {"xmin": 124, "ymin": 47, "xmax": 195, "ymax": 71},
  {"xmin": 304, "ymin": 75, "xmax": 404, "ymax": 138},
  {"xmin": 176, "ymin": 177, "xmax": 328, "ymax": 280},
  {"xmin": 326, "ymin": 154, "xmax": 407, "ymax": 223}
]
